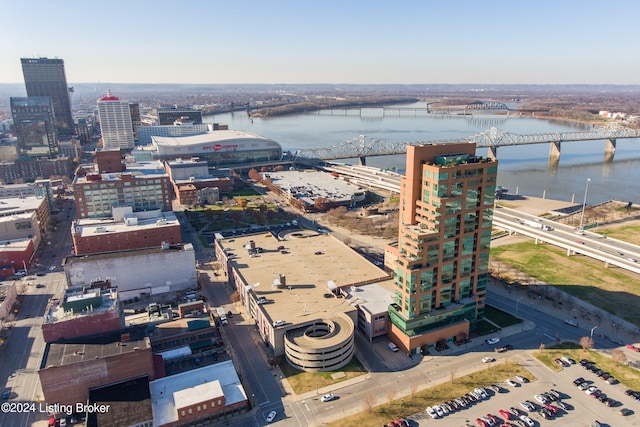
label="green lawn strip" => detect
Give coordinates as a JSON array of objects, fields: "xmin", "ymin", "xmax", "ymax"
[
  {"xmin": 490, "ymin": 241, "xmax": 640, "ymax": 325},
  {"xmin": 533, "ymin": 347, "xmax": 640, "ymax": 389},
  {"xmin": 475, "ymin": 319, "xmax": 500, "ymax": 336},
  {"xmin": 327, "ymin": 361, "xmax": 534, "ymax": 427},
  {"xmin": 279, "ymin": 357, "xmax": 367, "ymax": 394},
  {"xmin": 594, "ymin": 223, "xmax": 640, "ymax": 246},
  {"xmin": 484, "ymin": 305, "xmax": 522, "ymax": 328}
]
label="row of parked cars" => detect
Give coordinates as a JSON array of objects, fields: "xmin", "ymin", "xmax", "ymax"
[
  {"xmin": 574, "ymin": 377, "xmax": 620, "ymax": 407},
  {"xmin": 579, "ymin": 358, "xmax": 619, "ymax": 385},
  {"xmin": 426, "ymin": 386, "xmax": 498, "ymax": 419}
]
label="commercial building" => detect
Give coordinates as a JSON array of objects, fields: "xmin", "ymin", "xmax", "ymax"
[
  {"xmin": 215, "ymin": 229, "xmax": 393, "ymax": 372},
  {"xmin": 71, "ymin": 209, "xmax": 181, "ymax": 255},
  {"xmin": 63, "ymin": 243, "xmax": 197, "ymax": 300},
  {"xmin": 132, "ymin": 130, "xmax": 282, "ymax": 169},
  {"xmin": 97, "ymin": 91, "xmax": 135, "ymax": 150},
  {"xmin": 150, "ymin": 317, "xmax": 221, "ymax": 357},
  {"xmin": 137, "ymin": 122, "xmax": 211, "ymax": 145},
  {"xmin": 38, "ymin": 326, "xmax": 155, "ymax": 407},
  {"xmin": 164, "ymin": 158, "xmax": 232, "ymax": 206},
  {"xmin": 10, "ymin": 96, "xmax": 58, "ymax": 157},
  {"xmin": 42, "ymin": 286, "xmax": 123, "ymax": 342},
  {"xmin": 72, "ymin": 160, "xmax": 172, "ymax": 218},
  {"xmin": 157, "ymin": 107, "xmax": 203, "ymax": 126},
  {"xmin": 0, "ymin": 156, "xmax": 72, "ymax": 184},
  {"xmin": 385, "ymin": 143, "xmax": 497, "ymax": 354},
  {"xmin": 21, "ymin": 57, "xmax": 75, "ymax": 137},
  {"xmin": 149, "ymin": 360, "xmax": 248, "ymax": 427},
  {"xmin": 0, "ymin": 282, "xmax": 18, "ymax": 320}
]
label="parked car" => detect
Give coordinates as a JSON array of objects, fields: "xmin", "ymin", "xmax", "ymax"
[
  {"xmin": 519, "ymin": 415, "xmax": 535, "ymax": 427},
  {"xmin": 426, "ymin": 406, "xmax": 438, "ymax": 418},
  {"xmin": 486, "ymin": 337, "xmax": 500, "ymax": 345},
  {"xmin": 619, "ymin": 408, "xmax": 632, "ymax": 416},
  {"xmin": 515, "ymin": 375, "xmax": 529, "ymax": 383},
  {"xmin": 534, "ymin": 394, "xmax": 548, "ymax": 404},
  {"xmin": 482, "ymin": 356, "xmax": 496, "ymax": 363},
  {"xmin": 506, "ymin": 379, "xmax": 518, "ymax": 387},
  {"xmin": 266, "ymin": 410, "xmax": 277, "ymax": 423},
  {"xmin": 556, "ymin": 400, "xmax": 569, "ymax": 410},
  {"xmin": 626, "ymin": 344, "xmax": 640, "ymax": 352}
]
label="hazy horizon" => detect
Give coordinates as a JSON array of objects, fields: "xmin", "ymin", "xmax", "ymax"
[{"xmin": 2, "ymin": 0, "xmax": 640, "ymax": 85}]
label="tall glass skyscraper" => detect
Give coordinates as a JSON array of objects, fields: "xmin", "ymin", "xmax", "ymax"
[
  {"xmin": 386, "ymin": 142, "xmax": 497, "ymax": 354},
  {"xmin": 21, "ymin": 57, "xmax": 75, "ymax": 137},
  {"xmin": 10, "ymin": 96, "xmax": 58, "ymax": 157}
]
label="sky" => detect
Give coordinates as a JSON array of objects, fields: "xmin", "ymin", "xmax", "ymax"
[{"xmin": 2, "ymin": 0, "xmax": 640, "ymax": 85}]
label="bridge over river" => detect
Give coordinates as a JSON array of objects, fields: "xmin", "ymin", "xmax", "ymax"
[{"xmin": 292, "ymin": 126, "xmax": 640, "ymax": 165}]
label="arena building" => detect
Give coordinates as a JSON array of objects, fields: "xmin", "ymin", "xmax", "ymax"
[
  {"xmin": 214, "ymin": 229, "xmax": 394, "ymax": 372},
  {"xmin": 132, "ymin": 130, "xmax": 282, "ymax": 169}
]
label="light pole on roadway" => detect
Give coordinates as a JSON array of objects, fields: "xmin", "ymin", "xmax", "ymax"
[
  {"xmin": 578, "ymin": 178, "xmax": 591, "ymax": 231},
  {"xmin": 590, "ymin": 325, "xmax": 598, "ymax": 339}
]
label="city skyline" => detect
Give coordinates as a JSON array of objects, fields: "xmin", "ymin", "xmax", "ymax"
[{"xmin": 2, "ymin": 0, "xmax": 640, "ymax": 85}]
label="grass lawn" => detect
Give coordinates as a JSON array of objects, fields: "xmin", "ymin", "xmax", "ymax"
[
  {"xmin": 533, "ymin": 347, "xmax": 640, "ymax": 390},
  {"xmin": 491, "ymin": 241, "xmax": 640, "ymax": 325},
  {"xmin": 327, "ymin": 361, "xmax": 534, "ymax": 427},
  {"xmin": 594, "ymin": 223, "xmax": 640, "ymax": 245},
  {"xmin": 279, "ymin": 357, "xmax": 367, "ymax": 394},
  {"xmin": 484, "ymin": 305, "xmax": 522, "ymax": 328},
  {"xmin": 474, "ymin": 319, "xmax": 500, "ymax": 336}
]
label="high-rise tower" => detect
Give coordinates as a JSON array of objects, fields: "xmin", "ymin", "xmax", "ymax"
[
  {"xmin": 97, "ymin": 91, "xmax": 135, "ymax": 150},
  {"xmin": 386, "ymin": 142, "xmax": 497, "ymax": 354},
  {"xmin": 21, "ymin": 57, "xmax": 75, "ymax": 137},
  {"xmin": 10, "ymin": 96, "xmax": 58, "ymax": 158}
]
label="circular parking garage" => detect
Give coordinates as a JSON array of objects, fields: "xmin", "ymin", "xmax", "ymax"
[{"xmin": 283, "ymin": 314, "xmax": 355, "ymax": 372}]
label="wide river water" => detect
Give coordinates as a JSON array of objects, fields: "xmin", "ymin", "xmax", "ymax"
[{"xmin": 205, "ymin": 102, "xmax": 640, "ymax": 205}]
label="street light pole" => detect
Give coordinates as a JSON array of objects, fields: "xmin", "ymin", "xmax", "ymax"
[
  {"xmin": 590, "ymin": 325, "xmax": 598, "ymax": 339},
  {"xmin": 579, "ymin": 178, "xmax": 591, "ymax": 231}
]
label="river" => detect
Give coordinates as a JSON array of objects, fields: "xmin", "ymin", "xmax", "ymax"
[{"xmin": 204, "ymin": 102, "xmax": 640, "ymax": 205}]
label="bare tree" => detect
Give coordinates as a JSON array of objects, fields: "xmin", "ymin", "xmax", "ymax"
[
  {"xmin": 363, "ymin": 392, "xmax": 376, "ymax": 414},
  {"xmin": 410, "ymin": 382, "xmax": 418, "ymax": 397},
  {"xmin": 580, "ymin": 336, "xmax": 594, "ymax": 352},
  {"xmin": 539, "ymin": 343, "xmax": 545, "ymax": 351},
  {"xmin": 612, "ymin": 349, "xmax": 628, "ymax": 365},
  {"xmin": 449, "ymin": 365, "xmax": 458, "ymax": 383}
]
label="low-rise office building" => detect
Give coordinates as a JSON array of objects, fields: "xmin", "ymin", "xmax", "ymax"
[
  {"xmin": 63, "ymin": 243, "xmax": 197, "ymax": 300},
  {"xmin": 214, "ymin": 229, "xmax": 393, "ymax": 371},
  {"xmin": 149, "ymin": 360, "xmax": 248, "ymax": 427}
]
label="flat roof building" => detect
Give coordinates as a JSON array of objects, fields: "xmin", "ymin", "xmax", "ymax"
[
  {"xmin": 149, "ymin": 360, "xmax": 248, "ymax": 427},
  {"xmin": 215, "ymin": 229, "xmax": 394, "ymax": 371}
]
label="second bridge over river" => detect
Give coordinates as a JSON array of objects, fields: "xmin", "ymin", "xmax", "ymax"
[{"xmin": 292, "ymin": 126, "xmax": 640, "ymax": 165}]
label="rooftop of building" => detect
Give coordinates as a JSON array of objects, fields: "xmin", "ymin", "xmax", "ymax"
[
  {"xmin": 265, "ymin": 170, "xmax": 364, "ymax": 204},
  {"xmin": 0, "ymin": 195, "xmax": 46, "ymax": 215},
  {"xmin": 41, "ymin": 326, "xmax": 150, "ymax": 368},
  {"xmin": 72, "ymin": 211, "xmax": 179, "ymax": 238},
  {"xmin": 74, "ymin": 160, "xmax": 168, "ymax": 184},
  {"xmin": 343, "ymin": 282, "xmax": 396, "ymax": 315},
  {"xmin": 149, "ymin": 316, "xmax": 215, "ymax": 341},
  {"xmin": 149, "ymin": 360, "xmax": 247, "ymax": 426},
  {"xmin": 43, "ymin": 286, "xmax": 120, "ymax": 325},
  {"xmin": 219, "ymin": 230, "xmax": 393, "ymax": 324},
  {"xmin": 63, "ymin": 242, "xmax": 193, "ymax": 265},
  {"xmin": 87, "ymin": 376, "xmax": 152, "ymax": 427}
]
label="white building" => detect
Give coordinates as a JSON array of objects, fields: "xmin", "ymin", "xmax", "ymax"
[{"xmin": 97, "ymin": 91, "xmax": 135, "ymax": 150}]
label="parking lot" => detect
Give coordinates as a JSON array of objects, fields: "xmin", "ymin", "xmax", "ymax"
[{"xmin": 408, "ymin": 355, "xmax": 640, "ymax": 427}]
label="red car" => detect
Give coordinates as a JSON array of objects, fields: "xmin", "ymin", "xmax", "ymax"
[
  {"xmin": 476, "ymin": 418, "xmax": 488, "ymax": 427},
  {"xmin": 498, "ymin": 409, "xmax": 512, "ymax": 420},
  {"xmin": 626, "ymin": 344, "xmax": 640, "ymax": 352},
  {"xmin": 544, "ymin": 403, "xmax": 559, "ymax": 414}
]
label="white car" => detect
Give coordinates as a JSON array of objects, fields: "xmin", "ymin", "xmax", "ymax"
[
  {"xmin": 320, "ymin": 393, "xmax": 336, "ymax": 402},
  {"xmin": 15, "ymin": 270, "xmax": 26, "ymax": 276},
  {"xmin": 486, "ymin": 337, "xmax": 500, "ymax": 345},
  {"xmin": 48, "ymin": 266, "xmax": 56, "ymax": 271},
  {"xmin": 534, "ymin": 394, "xmax": 548, "ymax": 404},
  {"xmin": 564, "ymin": 318, "xmax": 578, "ymax": 326},
  {"xmin": 506, "ymin": 379, "xmax": 518, "ymax": 387},
  {"xmin": 482, "ymin": 356, "xmax": 496, "ymax": 363},
  {"xmin": 426, "ymin": 406, "xmax": 439, "ymax": 418},
  {"xmin": 519, "ymin": 415, "xmax": 535, "ymax": 427},
  {"xmin": 434, "ymin": 405, "xmax": 444, "ymax": 417},
  {"xmin": 266, "ymin": 410, "xmax": 277, "ymax": 423},
  {"xmin": 272, "ymin": 320, "xmax": 286, "ymax": 327}
]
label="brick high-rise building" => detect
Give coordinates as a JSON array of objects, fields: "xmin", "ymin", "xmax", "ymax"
[
  {"xmin": 386, "ymin": 142, "xmax": 497, "ymax": 354},
  {"xmin": 21, "ymin": 57, "xmax": 75, "ymax": 137}
]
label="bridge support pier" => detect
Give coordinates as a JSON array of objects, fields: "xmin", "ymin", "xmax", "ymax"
[
  {"xmin": 549, "ymin": 141, "xmax": 561, "ymax": 160},
  {"xmin": 487, "ymin": 146, "xmax": 498, "ymax": 160},
  {"xmin": 604, "ymin": 138, "xmax": 616, "ymax": 162},
  {"xmin": 358, "ymin": 156, "xmax": 367, "ymax": 166}
]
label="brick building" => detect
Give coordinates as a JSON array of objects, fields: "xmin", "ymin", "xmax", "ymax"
[
  {"xmin": 71, "ymin": 209, "xmax": 181, "ymax": 255},
  {"xmin": 42, "ymin": 287, "xmax": 123, "ymax": 342},
  {"xmin": 149, "ymin": 361, "xmax": 248, "ymax": 427},
  {"xmin": 38, "ymin": 327, "xmax": 155, "ymax": 407}
]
